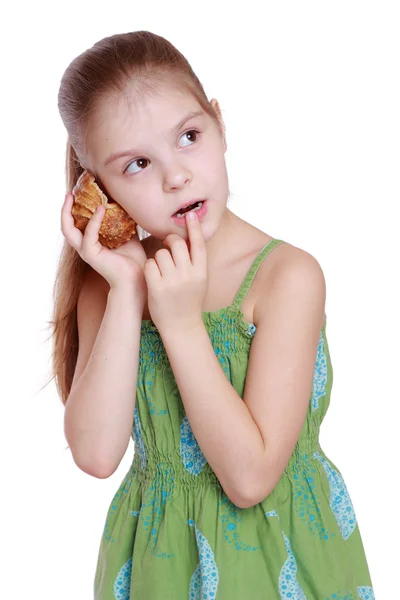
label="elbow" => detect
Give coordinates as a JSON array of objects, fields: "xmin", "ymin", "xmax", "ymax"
[
  {"xmin": 220, "ymin": 462, "xmax": 272, "ymax": 509},
  {"xmin": 236, "ymin": 449, "xmax": 279, "ymax": 508},
  {"xmin": 231, "ymin": 472, "xmax": 273, "ymax": 509},
  {"xmin": 232, "ymin": 495, "xmax": 253, "ymax": 510},
  {"xmin": 67, "ymin": 445, "xmax": 116, "ymax": 479},
  {"xmin": 224, "ymin": 479, "xmax": 267, "ymax": 510},
  {"xmin": 64, "ymin": 427, "xmax": 117, "ymax": 479},
  {"xmin": 235, "ymin": 485, "xmax": 270, "ymax": 509},
  {"xmin": 75, "ymin": 456, "xmax": 115, "ymax": 479},
  {"xmin": 87, "ymin": 462, "xmax": 114, "ymax": 479}
]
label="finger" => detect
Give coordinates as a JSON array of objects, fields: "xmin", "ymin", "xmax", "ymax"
[
  {"xmin": 81, "ymin": 205, "xmax": 106, "ymax": 253},
  {"xmin": 144, "ymin": 257, "xmax": 161, "ymax": 283},
  {"xmin": 163, "ymin": 235, "xmax": 188, "ymax": 269},
  {"xmin": 153, "ymin": 247, "xmax": 175, "ymax": 277},
  {"xmin": 61, "ymin": 193, "xmax": 83, "ymax": 249},
  {"xmin": 185, "ymin": 210, "xmax": 207, "ymax": 271}
]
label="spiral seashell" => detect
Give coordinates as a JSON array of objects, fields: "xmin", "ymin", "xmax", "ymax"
[{"xmin": 71, "ymin": 170, "xmax": 137, "ymax": 249}]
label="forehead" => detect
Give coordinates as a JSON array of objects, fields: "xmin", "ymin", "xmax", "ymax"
[{"xmin": 85, "ymin": 86, "xmax": 204, "ymax": 164}]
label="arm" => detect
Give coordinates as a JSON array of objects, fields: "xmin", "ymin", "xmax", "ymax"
[
  {"xmin": 64, "ymin": 284, "xmax": 145, "ymax": 478},
  {"xmin": 159, "ymin": 250, "xmax": 326, "ymax": 509}
]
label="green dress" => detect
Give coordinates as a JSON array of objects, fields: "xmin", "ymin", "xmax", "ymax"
[{"xmin": 94, "ymin": 238, "xmax": 374, "ymax": 599}]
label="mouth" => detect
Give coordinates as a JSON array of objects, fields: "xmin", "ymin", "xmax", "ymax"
[{"xmin": 172, "ymin": 200, "xmax": 206, "ymax": 218}]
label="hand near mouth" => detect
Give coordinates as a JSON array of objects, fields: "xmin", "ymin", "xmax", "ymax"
[{"xmin": 143, "ymin": 210, "xmax": 208, "ymax": 333}]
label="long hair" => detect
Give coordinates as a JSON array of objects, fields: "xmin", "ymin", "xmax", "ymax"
[{"xmin": 45, "ymin": 31, "xmax": 227, "ymax": 406}]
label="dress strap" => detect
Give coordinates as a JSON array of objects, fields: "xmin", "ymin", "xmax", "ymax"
[{"xmin": 232, "ymin": 239, "xmax": 286, "ymax": 310}]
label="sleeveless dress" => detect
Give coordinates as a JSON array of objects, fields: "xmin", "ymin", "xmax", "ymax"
[{"xmin": 94, "ymin": 238, "xmax": 375, "ymax": 600}]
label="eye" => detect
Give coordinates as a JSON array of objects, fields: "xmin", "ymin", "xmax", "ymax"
[
  {"xmin": 180, "ymin": 128, "xmax": 200, "ymax": 147},
  {"xmin": 124, "ymin": 129, "xmax": 201, "ymax": 175}
]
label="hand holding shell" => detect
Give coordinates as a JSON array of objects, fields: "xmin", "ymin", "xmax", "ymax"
[{"xmin": 71, "ymin": 170, "xmax": 137, "ymax": 249}]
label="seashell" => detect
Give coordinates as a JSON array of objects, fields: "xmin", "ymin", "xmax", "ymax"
[{"xmin": 71, "ymin": 170, "xmax": 137, "ymax": 249}]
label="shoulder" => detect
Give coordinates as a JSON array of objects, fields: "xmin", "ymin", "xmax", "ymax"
[
  {"xmin": 269, "ymin": 241, "xmax": 326, "ymax": 287},
  {"xmin": 254, "ymin": 241, "xmax": 326, "ymax": 328}
]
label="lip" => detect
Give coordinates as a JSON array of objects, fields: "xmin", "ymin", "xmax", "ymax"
[
  {"xmin": 171, "ymin": 200, "xmax": 208, "ymax": 225},
  {"xmin": 171, "ymin": 199, "xmax": 206, "ymax": 217}
]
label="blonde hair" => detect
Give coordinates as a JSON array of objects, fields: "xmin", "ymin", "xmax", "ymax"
[{"xmin": 45, "ymin": 31, "xmax": 227, "ymax": 406}]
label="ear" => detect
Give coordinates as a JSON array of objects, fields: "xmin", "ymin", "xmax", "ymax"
[{"xmin": 210, "ymin": 99, "xmax": 227, "ymax": 152}]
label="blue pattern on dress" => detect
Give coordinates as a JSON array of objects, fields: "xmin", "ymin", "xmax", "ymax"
[
  {"xmin": 218, "ymin": 494, "xmax": 263, "ymax": 552},
  {"xmin": 187, "ymin": 519, "xmax": 219, "ymax": 599},
  {"xmin": 312, "ymin": 331, "xmax": 328, "ymax": 412},
  {"xmin": 313, "ymin": 451, "xmax": 357, "ymax": 540},
  {"xmin": 139, "ymin": 462, "xmax": 175, "ymax": 560},
  {"xmin": 323, "ymin": 589, "xmax": 374, "ymax": 599},
  {"xmin": 357, "ymin": 586, "xmax": 375, "ymax": 599},
  {"xmin": 292, "ymin": 451, "xmax": 337, "ymax": 541},
  {"xmin": 180, "ymin": 415, "xmax": 207, "ymax": 475},
  {"xmin": 265, "ymin": 510, "xmax": 307, "ymax": 599},
  {"xmin": 280, "ymin": 531, "xmax": 307, "ymax": 600},
  {"xmin": 247, "ymin": 323, "xmax": 257, "ymax": 337},
  {"xmin": 324, "ymin": 591, "xmax": 356, "ymax": 599},
  {"xmin": 215, "ymin": 346, "xmax": 231, "ymax": 379},
  {"xmin": 113, "ymin": 557, "xmax": 132, "ymax": 600},
  {"xmin": 132, "ymin": 406, "xmax": 147, "ymax": 470},
  {"xmin": 102, "ymin": 476, "xmax": 133, "ymax": 543}
]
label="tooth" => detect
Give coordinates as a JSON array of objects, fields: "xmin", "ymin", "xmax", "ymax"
[{"xmin": 175, "ymin": 201, "xmax": 202, "ymax": 218}]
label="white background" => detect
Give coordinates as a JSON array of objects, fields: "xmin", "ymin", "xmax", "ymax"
[{"xmin": 2, "ymin": 1, "xmax": 398, "ymax": 598}]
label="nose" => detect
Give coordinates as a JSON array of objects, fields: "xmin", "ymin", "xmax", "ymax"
[{"xmin": 163, "ymin": 172, "xmax": 191, "ymax": 192}]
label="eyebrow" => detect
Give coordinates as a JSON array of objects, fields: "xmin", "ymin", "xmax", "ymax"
[{"xmin": 104, "ymin": 110, "xmax": 204, "ymax": 167}]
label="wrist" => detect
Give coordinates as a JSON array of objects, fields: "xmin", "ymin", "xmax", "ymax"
[
  {"xmin": 159, "ymin": 317, "xmax": 204, "ymax": 337},
  {"xmin": 108, "ymin": 284, "xmax": 146, "ymax": 310}
]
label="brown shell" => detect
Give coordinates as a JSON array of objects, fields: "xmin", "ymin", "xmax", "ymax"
[{"xmin": 71, "ymin": 170, "xmax": 137, "ymax": 249}]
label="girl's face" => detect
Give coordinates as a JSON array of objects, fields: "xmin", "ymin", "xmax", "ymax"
[{"xmin": 84, "ymin": 86, "xmax": 229, "ymax": 244}]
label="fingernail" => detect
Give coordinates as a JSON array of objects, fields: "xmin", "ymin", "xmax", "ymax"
[{"xmin": 187, "ymin": 210, "xmax": 196, "ymax": 221}]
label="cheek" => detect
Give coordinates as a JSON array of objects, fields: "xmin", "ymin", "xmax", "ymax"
[
  {"xmin": 202, "ymin": 151, "xmax": 228, "ymax": 187},
  {"xmin": 111, "ymin": 189, "xmax": 145, "ymax": 218},
  {"xmin": 125, "ymin": 202, "xmax": 160, "ymax": 230}
]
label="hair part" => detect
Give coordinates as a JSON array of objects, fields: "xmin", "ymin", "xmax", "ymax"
[{"xmin": 44, "ymin": 30, "xmax": 227, "ymax": 406}]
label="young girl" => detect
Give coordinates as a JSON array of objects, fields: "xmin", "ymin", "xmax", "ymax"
[{"xmin": 54, "ymin": 30, "xmax": 374, "ymax": 599}]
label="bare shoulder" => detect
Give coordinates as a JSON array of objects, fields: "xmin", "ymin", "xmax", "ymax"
[
  {"xmin": 253, "ymin": 240, "xmax": 326, "ymax": 326},
  {"xmin": 251, "ymin": 238, "xmax": 324, "ymax": 291},
  {"xmin": 269, "ymin": 241, "xmax": 325, "ymax": 280}
]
